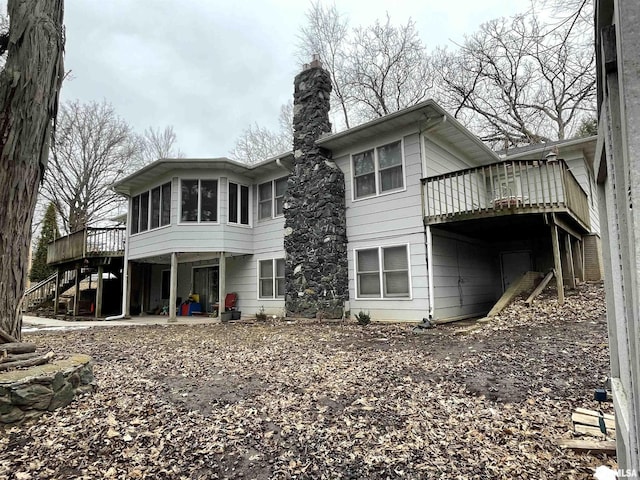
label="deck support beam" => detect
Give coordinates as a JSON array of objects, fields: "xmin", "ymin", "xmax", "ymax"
[
  {"xmin": 573, "ymin": 238, "xmax": 584, "ymax": 282},
  {"xmin": 564, "ymin": 234, "xmax": 576, "ymax": 289},
  {"xmin": 168, "ymin": 253, "xmax": 178, "ymax": 323},
  {"xmin": 550, "ymin": 217, "xmax": 565, "ymax": 305},
  {"xmin": 73, "ymin": 266, "xmax": 81, "ymax": 316},
  {"xmin": 95, "ymin": 265, "xmax": 104, "ymax": 318},
  {"xmin": 125, "ymin": 262, "xmax": 132, "ymax": 317},
  {"xmin": 53, "ymin": 268, "xmax": 60, "ymax": 315}
]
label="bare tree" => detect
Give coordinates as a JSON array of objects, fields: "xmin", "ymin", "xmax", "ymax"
[
  {"xmin": 297, "ymin": 1, "xmax": 351, "ymax": 128},
  {"xmin": 0, "ymin": 0, "xmax": 65, "ymax": 340},
  {"xmin": 435, "ymin": 4, "xmax": 595, "ymax": 148},
  {"xmin": 346, "ymin": 15, "xmax": 433, "ymax": 121},
  {"xmin": 40, "ymin": 100, "xmax": 140, "ymax": 234},
  {"xmin": 229, "ymin": 102, "xmax": 293, "ymax": 164},
  {"xmin": 138, "ymin": 125, "xmax": 183, "ymax": 164},
  {"xmin": 297, "ymin": 4, "xmax": 433, "ymax": 129}
]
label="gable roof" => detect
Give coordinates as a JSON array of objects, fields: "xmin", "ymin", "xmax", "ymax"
[
  {"xmin": 316, "ymin": 99, "xmax": 500, "ymax": 166},
  {"xmin": 113, "ymin": 100, "xmax": 503, "ymax": 196}
]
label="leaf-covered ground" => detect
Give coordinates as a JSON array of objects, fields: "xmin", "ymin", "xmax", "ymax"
[{"xmin": 1, "ymin": 283, "xmax": 615, "ymax": 479}]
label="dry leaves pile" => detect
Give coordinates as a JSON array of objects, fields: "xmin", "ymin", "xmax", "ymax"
[{"xmin": 0, "ymin": 283, "xmax": 615, "ymax": 479}]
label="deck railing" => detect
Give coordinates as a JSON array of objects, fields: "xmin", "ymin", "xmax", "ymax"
[
  {"xmin": 421, "ymin": 159, "xmax": 590, "ymax": 227},
  {"xmin": 47, "ymin": 227, "xmax": 126, "ymax": 265}
]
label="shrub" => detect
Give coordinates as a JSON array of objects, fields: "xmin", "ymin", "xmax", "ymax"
[{"xmin": 355, "ymin": 311, "xmax": 371, "ymax": 326}]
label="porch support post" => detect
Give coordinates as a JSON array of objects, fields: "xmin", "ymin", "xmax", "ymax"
[
  {"xmin": 564, "ymin": 234, "xmax": 576, "ymax": 289},
  {"xmin": 168, "ymin": 252, "xmax": 178, "ymax": 323},
  {"xmin": 138, "ymin": 266, "xmax": 145, "ymax": 316},
  {"xmin": 95, "ymin": 265, "xmax": 104, "ymax": 318},
  {"xmin": 218, "ymin": 252, "xmax": 226, "ymax": 319},
  {"xmin": 53, "ymin": 268, "xmax": 60, "ymax": 315},
  {"xmin": 125, "ymin": 262, "xmax": 132, "ymax": 317},
  {"xmin": 550, "ymin": 217, "xmax": 565, "ymax": 305},
  {"xmin": 73, "ymin": 266, "xmax": 81, "ymax": 316}
]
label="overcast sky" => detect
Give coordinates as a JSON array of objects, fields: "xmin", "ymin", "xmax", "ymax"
[{"xmin": 62, "ymin": 0, "xmax": 530, "ymax": 158}]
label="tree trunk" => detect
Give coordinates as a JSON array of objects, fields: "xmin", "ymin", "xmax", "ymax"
[{"xmin": 0, "ymin": 0, "xmax": 65, "ymax": 340}]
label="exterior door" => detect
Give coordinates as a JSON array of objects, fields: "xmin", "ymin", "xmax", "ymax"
[
  {"xmin": 193, "ymin": 266, "xmax": 219, "ymax": 313},
  {"xmin": 500, "ymin": 251, "xmax": 532, "ymax": 292}
]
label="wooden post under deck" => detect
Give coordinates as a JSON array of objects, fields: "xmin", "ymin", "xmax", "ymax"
[
  {"xmin": 73, "ymin": 266, "xmax": 81, "ymax": 316},
  {"xmin": 573, "ymin": 238, "xmax": 584, "ymax": 281},
  {"xmin": 550, "ymin": 221, "xmax": 565, "ymax": 305},
  {"xmin": 564, "ymin": 234, "xmax": 576, "ymax": 289},
  {"xmin": 53, "ymin": 268, "xmax": 60, "ymax": 315},
  {"xmin": 95, "ymin": 265, "xmax": 104, "ymax": 318},
  {"xmin": 168, "ymin": 253, "xmax": 178, "ymax": 323}
]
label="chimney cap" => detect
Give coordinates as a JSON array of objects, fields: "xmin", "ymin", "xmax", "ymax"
[{"xmin": 303, "ymin": 54, "xmax": 323, "ymax": 71}]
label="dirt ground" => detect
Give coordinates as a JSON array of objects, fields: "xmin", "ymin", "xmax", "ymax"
[{"xmin": 0, "ymin": 283, "xmax": 616, "ymax": 479}]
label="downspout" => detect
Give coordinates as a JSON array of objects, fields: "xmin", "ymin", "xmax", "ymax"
[
  {"xmin": 425, "ymin": 225, "xmax": 435, "ymax": 320},
  {"xmin": 420, "ymin": 116, "xmax": 445, "ymax": 321},
  {"xmin": 106, "ymin": 197, "xmax": 131, "ymax": 321}
]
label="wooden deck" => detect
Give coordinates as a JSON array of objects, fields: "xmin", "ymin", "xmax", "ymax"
[
  {"xmin": 421, "ymin": 159, "xmax": 590, "ymax": 231},
  {"xmin": 47, "ymin": 227, "xmax": 126, "ymax": 266}
]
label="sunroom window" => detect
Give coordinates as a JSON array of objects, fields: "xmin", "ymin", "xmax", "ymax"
[
  {"xmin": 181, "ymin": 179, "xmax": 218, "ymax": 223},
  {"xmin": 228, "ymin": 182, "xmax": 250, "ymax": 225},
  {"xmin": 130, "ymin": 182, "xmax": 172, "ymax": 234}
]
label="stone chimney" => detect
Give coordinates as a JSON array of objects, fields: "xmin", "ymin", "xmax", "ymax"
[{"xmin": 283, "ymin": 57, "xmax": 348, "ymax": 318}]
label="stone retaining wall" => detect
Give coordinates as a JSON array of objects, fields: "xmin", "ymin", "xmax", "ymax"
[{"xmin": 0, "ymin": 354, "xmax": 95, "ymax": 425}]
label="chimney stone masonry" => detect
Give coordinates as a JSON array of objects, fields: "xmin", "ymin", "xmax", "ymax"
[{"xmin": 283, "ymin": 60, "xmax": 348, "ymax": 318}]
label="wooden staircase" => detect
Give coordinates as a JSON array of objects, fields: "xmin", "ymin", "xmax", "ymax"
[{"xmin": 23, "ymin": 269, "xmax": 91, "ymax": 313}]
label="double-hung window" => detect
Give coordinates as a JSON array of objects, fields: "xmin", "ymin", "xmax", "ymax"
[
  {"xmin": 352, "ymin": 140, "xmax": 404, "ymax": 200},
  {"xmin": 181, "ymin": 179, "xmax": 218, "ymax": 223},
  {"xmin": 258, "ymin": 177, "xmax": 287, "ymax": 220},
  {"xmin": 259, "ymin": 258, "xmax": 285, "ymax": 298},
  {"xmin": 228, "ymin": 182, "xmax": 250, "ymax": 225},
  {"xmin": 356, "ymin": 245, "xmax": 410, "ymax": 298},
  {"xmin": 130, "ymin": 182, "xmax": 172, "ymax": 234}
]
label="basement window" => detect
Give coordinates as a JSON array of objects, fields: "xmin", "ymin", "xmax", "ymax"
[
  {"xmin": 355, "ymin": 245, "xmax": 410, "ymax": 299},
  {"xmin": 180, "ymin": 179, "xmax": 218, "ymax": 223},
  {"xmin": 258, "ymin": 258, "xmax": 285, "ymax": 298},
  {"xmin": 352, "ymin": 140, "xmax": 404, "ymax": 200}
]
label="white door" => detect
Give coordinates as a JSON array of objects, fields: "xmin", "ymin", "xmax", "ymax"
[{"xmin": 500, "ymin": 251, "xmax": 532, "ymax": 292}]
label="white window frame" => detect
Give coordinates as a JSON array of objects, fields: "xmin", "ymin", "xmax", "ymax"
[
  {"xmin": 227, "ymin": 181, "xmax": 252, "ymax": 227},
  {"xmin": 354, "ymin": 244, "xmax": 412, "ymax": 300},
  {"xmin": 351, "ymin": 139, "xmax": 406, "ymax": 201},
  {"xmin": 257, "ymin": 258, "xmax": 285, "ymax": 299},
  {"xmin": 179, "ymin": 178, "xmax": 220, "ymax": 224},
  {"xmin": 258, "ymin": 177, "xmax": 288, "ymax": 220},
  {"xmin": 130, "ymin": 181, "xmax": 172, "ymax": 236}
]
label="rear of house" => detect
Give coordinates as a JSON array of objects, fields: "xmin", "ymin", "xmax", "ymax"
[{"xmin": 108, "ymin": 96, "xmax": 599, "ymax": 324}]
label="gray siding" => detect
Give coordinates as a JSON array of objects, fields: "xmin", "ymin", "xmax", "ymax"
[
  {"xmin": 128, "ymin": 169, "xmax": 269, "ymax": 260},
  {"xmin": 422, "ymin": 135, "xmax": 477, "ymax": 176},
  {"xmin": 431, "ymin": 230, "xmax": 499, "ymax": 321},
  {"xmin": 335, "ymin": 131, "xmax": 429, "ymax": 321}
]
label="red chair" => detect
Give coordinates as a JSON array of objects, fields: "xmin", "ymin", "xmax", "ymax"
[{"xmin": 213, "ymin": 292, "xmax": 238, "ymax": 313}]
